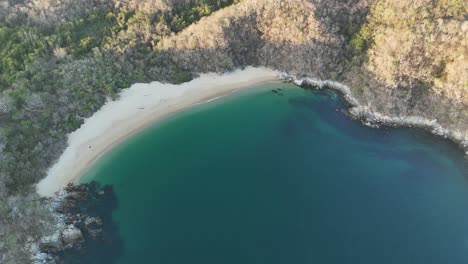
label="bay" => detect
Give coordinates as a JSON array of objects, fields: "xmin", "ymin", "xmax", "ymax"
[{"xmin": 70, "ymin": 83, "xmax": 468, "ymax": 264}]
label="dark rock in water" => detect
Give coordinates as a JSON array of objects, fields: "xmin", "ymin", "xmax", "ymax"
[
  {"xmin": 271, "ymin": 88, "xmax": 284, "ymax": 96},
  {"xmin": 37, "ymin": 181, "xmax": 120, "ymax": 263}
]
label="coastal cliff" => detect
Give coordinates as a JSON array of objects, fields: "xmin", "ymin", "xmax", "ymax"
[{"xmin": 0, "ymin": 0, "xmax": 466, "ymax": 262}]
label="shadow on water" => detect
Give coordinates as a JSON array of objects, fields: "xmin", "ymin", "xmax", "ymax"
[
  {"xmin": 287, "ymin": 89, "xmax": 389, "ymax": 141},
  {"xmin": 61, "ymin": 182, "xmax": 124, "ymax": 264},
  {"xmin": 286, "ymin": 88, "xmax": 468, "ymax": 177}
]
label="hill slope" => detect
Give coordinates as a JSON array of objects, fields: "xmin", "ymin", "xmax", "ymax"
[{"xmin": 0, "ymin": 0, "xmax": 467, "ymax": 262}]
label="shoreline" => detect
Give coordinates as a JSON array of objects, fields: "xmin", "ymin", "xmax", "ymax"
[
  {"xmin": 37, "ymin": 68, "xmax": 468, "ymax": 197},
  {"xmin": 283, "ymin": 75, "xmax": 468, "ymax": 157},
  {"xmin": 33, "ymin": 70, "xmax": 468, "ymax": 263},
  {"xmin": 36, "ymin": 67, "xmax": 280, "ymax": 196}
]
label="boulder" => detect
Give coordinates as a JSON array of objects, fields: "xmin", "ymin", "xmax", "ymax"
[
  {"xmin": 39, "ymin": 231, "xmax": 63, "ymax": 252},
  {"xmin": 61, "ymin": 225, "xmax": 83, "ymax": 246}
]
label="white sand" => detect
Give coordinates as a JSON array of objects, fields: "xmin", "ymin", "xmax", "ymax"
[{"xmin": 36, "ymin": 67, "xmax": 280, "ymax": 196}]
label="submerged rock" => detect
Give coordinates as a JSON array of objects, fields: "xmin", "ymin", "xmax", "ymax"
[{"xmin": 33, "ymin": 181, "xmax": 116, "ymax": 263}]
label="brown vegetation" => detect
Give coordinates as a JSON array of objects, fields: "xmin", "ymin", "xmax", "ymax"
[{"xmin": 0, "ymin": 0, "xmax": 466, "ymax": 262}]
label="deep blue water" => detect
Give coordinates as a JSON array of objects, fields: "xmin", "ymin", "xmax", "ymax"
[{"xmin": 71, "ymin": 83, "xmax": 468, "ymax": 264}]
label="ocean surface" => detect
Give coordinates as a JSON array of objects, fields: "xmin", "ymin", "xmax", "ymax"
[{"xmin": 70, "ymin": 83, "xmax": 468, "ymax": 264}]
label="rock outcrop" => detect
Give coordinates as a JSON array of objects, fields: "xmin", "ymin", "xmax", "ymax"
[
  {"xmin": 61, "ymin": 225, "xmax": 83, "ymax": 247},
  {"xmin": 286, "ymin": 76, "xmax": 468, "ymax": 153},
  {"xmin": 29, "ymin": 182, "xmax": 114, "ymax": 263}
]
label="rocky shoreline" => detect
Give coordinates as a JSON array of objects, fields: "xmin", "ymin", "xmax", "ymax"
[
  {"xmin": 280, "ymin": 74, "xmax": 468, "ymax": 157},
  {"xmin": 29, "ymin": 182, "xmax": 115, "ymax": 264}
]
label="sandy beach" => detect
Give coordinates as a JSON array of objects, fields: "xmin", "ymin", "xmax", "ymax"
[{"xmin": 36, "ymin": 67, "xmax": 280, "ymax": 196}]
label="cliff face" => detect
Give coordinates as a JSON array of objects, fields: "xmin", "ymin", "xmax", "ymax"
[{"xmin": 155, "ymin": 0, "xmax": 467, "ymax": 145}]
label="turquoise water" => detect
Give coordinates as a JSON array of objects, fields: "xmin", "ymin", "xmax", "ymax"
[{"xmin": 75, "ymin": 83, "xmax": 468, "ymax": 264}]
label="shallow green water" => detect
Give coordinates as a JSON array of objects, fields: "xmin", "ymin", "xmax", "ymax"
[{"xmin": 76, "ymin": 83, "xmax": 468, "ymax": 264}]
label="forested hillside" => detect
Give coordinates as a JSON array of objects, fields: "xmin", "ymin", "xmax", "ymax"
[
  {"xmin": 0, "ymin": 1, "xmax": 241, "ymax": 262},
  {"xmin": 0, "ymin": 0, "xmax": 466, "ymax": 263}
]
